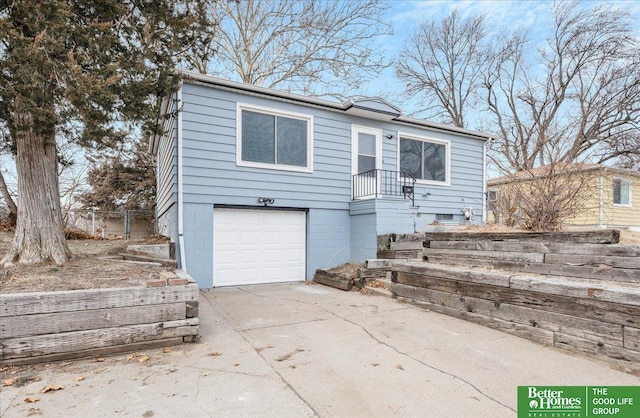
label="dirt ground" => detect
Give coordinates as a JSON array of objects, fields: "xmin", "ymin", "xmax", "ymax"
[
  {"xmin": 0, "ymin": 232, "xmax": 173, "ymax": 294},
  {"xmin": 620, "ymin": 229, "xmax": 640, "ymax": 247},
  {"xmin": 0, "ymin": 226, "xmax": 638, "ymax": 294}
]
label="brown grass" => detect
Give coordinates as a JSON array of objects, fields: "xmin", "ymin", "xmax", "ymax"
[
  {"xmin": 0, "ymin": 231, "xmax": 173, "ymax": 294},
  {"xmin": 620, "ymin": 230, "xmax": 640, "ymax": 247}
]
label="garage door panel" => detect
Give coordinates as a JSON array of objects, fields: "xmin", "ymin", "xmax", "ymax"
[
  {"xmin": 214, "ymin": 209, "xmax": 306, "ymax": 287},
  {"xmin": 216, "ymin": 231, "xmax": 238, "ymax": 242}
]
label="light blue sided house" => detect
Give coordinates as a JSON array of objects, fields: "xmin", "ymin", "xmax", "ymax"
[{"xmin": 150, "ymin": 72, "xmax": 492, "ymax": 288}]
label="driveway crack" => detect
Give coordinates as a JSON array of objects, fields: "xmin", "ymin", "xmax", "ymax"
[
  {"xmin": 201, "ymin": 292, "xmax": 319, "ymax": 417},
  {"xmin": 339, "ymin": 314, "xmax": 516, "ymax": 413},
  {"xmin": 202, "ymin": 292, "xmax": 514, "ymax": 414},
  {"xmin": 284, "ymin": 296, "xmax": 514, "ymax": 413}
]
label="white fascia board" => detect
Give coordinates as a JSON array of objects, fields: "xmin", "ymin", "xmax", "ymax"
[{"xmin": 177, "ymin": 70, "xmax": 494, "ymax": 142}]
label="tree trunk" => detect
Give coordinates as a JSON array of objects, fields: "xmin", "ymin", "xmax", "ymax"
[
  {"xmin": 0, "ymin": 169, "xmax": 17, "ymax": 217},
  {"xmin": 0, "ymin": 108, "xmax": 71, "ymax": 266}
]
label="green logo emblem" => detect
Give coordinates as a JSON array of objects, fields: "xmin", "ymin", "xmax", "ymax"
[{"xmin": 518, "ymin": 386, "xmax": 640, "ymax": 418}]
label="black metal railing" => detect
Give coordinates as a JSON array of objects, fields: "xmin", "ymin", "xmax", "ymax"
[{"xmin": 352, "ymin": 169, "xmax": 416, "ymax": 205}]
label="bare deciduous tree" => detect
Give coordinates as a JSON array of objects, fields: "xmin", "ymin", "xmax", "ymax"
[
  {"xmin": 395, "ymin": 9, "xmax": 486, "ymax": 127},
  {"xmin": 397, "ymin": 2, "xmax": 639, "ymax": 230},
  {"xmin": 395, "ymin": 2, "xmax": 639, "ymax": 171},
  {"xmin": 0, "ymin": 126, "xmax": 17, "ymax": 222},
  {"xmin": 601, "ymin": 132, "xmax": 640, "ymax": 170},
  {"xmin": 188, "ymin": 0, "xmax": 391, "ymax": 98},
  {"xmin": 484, "ymin": 1, "xmax": 640, "ymax": 172},
  {"xmin": 0, "ymin": 168, "xmax": 17, "ymax": 220},
  {"xmin": 491, "ymin": 163, "xmax": 599, "ymax": 231}
]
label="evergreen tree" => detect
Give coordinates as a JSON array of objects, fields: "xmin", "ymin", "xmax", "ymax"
[
  {"xmin": 80, "ymin": 140, "xmax": 156, "ymax": 212},
  {"xmin": 0, "ymin": 0, "xmax": 210, "ymax": 265}
]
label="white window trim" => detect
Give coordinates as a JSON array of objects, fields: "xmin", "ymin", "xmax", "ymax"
[
  {"xmin": 236, "ymin": 102, "xmax": 314, "ymax": 173},
  {"xmin": 397, "ymin": 132, "xmax": 450, "ymax": 186},
  {"xmin": 612, "ymin": 177, "xmax": 632, "ymax": 207},
  {"xmin": 351, "ymin": 125, "xmax": 382, "ymax": 176}
]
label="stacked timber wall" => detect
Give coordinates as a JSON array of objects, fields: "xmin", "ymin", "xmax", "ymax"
[
  {"xmin": 0, "ymin": 271, "xmax": 199, "ymax": 365},
  {"xmin": 374, "ymin": 230, "xmax": 640, "ymax": 369}
]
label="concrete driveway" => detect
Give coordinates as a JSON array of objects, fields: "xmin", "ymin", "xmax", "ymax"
[{"xmin": 1, "ymin": 283, "xmax": 638, "ymax": 417}]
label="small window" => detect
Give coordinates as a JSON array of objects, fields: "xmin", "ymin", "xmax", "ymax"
[
  {"xmin": 399, "ymin": 134, "xmax": 449, "ymax": 184},
  {"xmin": 435, "ymin": 214, "xmax": 454, "ymax": 221},
  {"xmin": 613, "ymin": 178, "xmax": 631, "ymax": 206},
  {"xmin": 237, "ymin": 104, "xmax": 313, "ymax": 172}
]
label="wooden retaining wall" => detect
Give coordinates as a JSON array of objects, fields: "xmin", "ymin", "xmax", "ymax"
[
  {"xmin": 0, "ymin": 271, "xmax": 200, "ymax": 365},
  {"xmin": 372, "ymin": 230, "xmax": 640, "ymax": 369},
  {"xmin": 378, "ymin": 230, "xmax": 639, "ymax": 283}
]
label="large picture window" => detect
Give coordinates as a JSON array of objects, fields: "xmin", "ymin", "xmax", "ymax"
[
  {"xmin": 613, "ymin": 178, "xmax": 631, "ymax": 206},
  {"xmin": 237, "ymin": 104, "xmax": 313, "ymax": 172},
  {"xmin": 399, "ymin": 135, "xmax": 449, "ymax": 184}
]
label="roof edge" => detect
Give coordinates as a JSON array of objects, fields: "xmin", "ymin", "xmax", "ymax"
[
  {"xmin": 178, "ymin": 70, "xmax": 346, "ymax": 111},
  {"xmin": 487, "ymin": 164, "xmax": 640, "ymax": 185},
  {"xmin": 176, "ymin": 70, "xmax": 494, "ymax": 141}
]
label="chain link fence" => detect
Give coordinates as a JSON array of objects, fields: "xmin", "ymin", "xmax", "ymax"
[{"xmin": 64, "ymin": 209, "xmax": 155, "ymax": 239}]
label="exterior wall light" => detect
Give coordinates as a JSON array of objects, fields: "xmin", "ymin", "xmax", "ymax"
[{"xmin": 258, "ymin": 197, "xmax": 275, "ymax": 206}]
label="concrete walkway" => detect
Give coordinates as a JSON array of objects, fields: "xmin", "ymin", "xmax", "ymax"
[{"xmin": 1, "ymin": 283, "xmax": 638, "ymax": 417}]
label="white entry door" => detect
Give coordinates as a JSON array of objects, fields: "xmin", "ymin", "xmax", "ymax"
[
  {"xmin": 351, "ymin": 126, "xmax": 382, "ymax": 198},
  {"xmin": 213, "ymin": 208, "xmax": 306, "ymax": 287}
]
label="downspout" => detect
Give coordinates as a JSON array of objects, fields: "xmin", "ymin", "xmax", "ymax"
[
  {"xmin": 598, "ymin": 169, "xmax": 604, "ymax": 229},
  {"xmin": 482, "ymin": 139, "xmax": 491, "ymax": 224},
  {"xmin": 176, "ymin": 82, "xmax": 187, "ymax": 271}
]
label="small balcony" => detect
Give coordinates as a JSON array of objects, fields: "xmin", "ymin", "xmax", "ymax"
[{"xmin": 352, "ymin": 169, "xmax": 416, "ymax": 205}]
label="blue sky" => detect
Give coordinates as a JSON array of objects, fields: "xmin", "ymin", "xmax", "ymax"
[
  {"xmin": 364, "ymin": 0, "xmax": 640, "ymax": 118},
  {"xmin": 2, "ymin": 0, "xmax": 638, "ymax": 194}
]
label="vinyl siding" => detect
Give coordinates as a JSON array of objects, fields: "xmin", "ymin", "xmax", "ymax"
[
  {"xmin": 392, "ymin": 126, "xmax": 485, "ymax": 224},
  {"xmin": 155, "ymin": 95, "xmax": 178, "ymax": 241},
  {"xmin": 600, "ymin": 173, "xmax": 640, "ymax": 227},
  {"xmin": 170, "ymin": 80, "xmax": 487, "ymax": 286},
  {"xmin": 567, "ymin": 174, "xmax": 603, "ymax": 226},
  {"xmin": 179, "ymin": 83, "xmax": 353, "ymax": 210},
  {"xmin": 179, "ymin": 82, "xmax": 486, "ymax": 218}
]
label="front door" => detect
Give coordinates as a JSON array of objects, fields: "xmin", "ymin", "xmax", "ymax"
[{"xmin": 351, "ymin": 126, "xmax": 382, "ymax": 198}]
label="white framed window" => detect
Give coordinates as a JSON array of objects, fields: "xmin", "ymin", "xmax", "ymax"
[
  {"xmin": 612, "ymin": 178, "xmax": 632, "ymax": 207},
  {"xmin": 398, "ymin": 133, "xmax": 450, "ymax": 185},
  {"xmin": 236, "ymin": 103, "xmax": 313, "ymax": 173}
]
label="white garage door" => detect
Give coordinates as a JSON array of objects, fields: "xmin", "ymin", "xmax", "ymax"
[{"xmin": 213, "ymin": 208, "xmax": 306, "ymax": 287}]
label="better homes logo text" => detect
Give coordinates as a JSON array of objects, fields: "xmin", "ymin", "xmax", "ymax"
[{"xmin": 522, "ymin": 386, "xmax": 585, "ymax": 417}]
